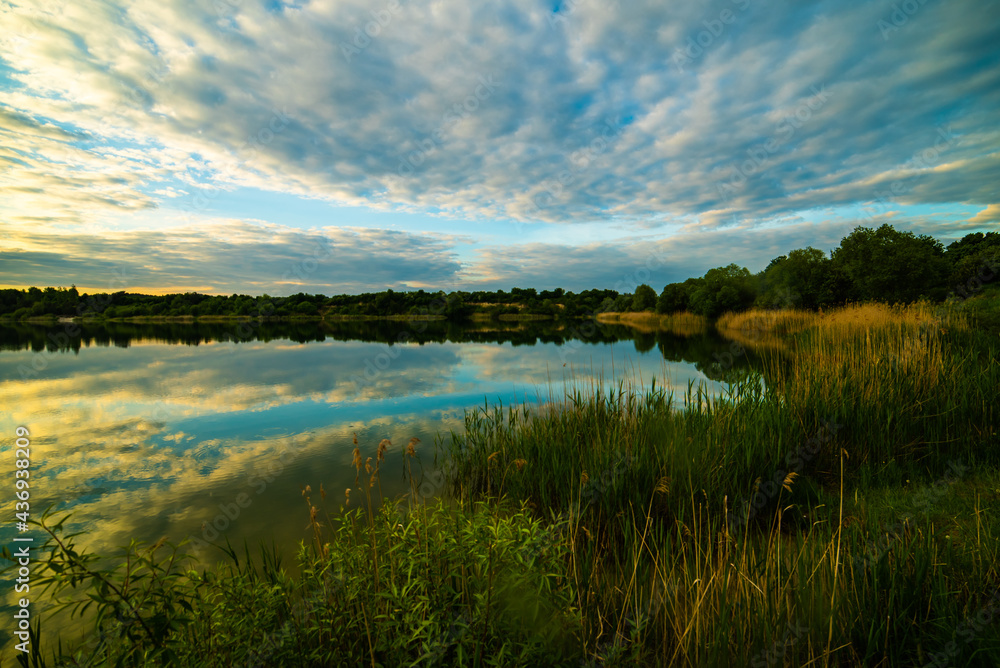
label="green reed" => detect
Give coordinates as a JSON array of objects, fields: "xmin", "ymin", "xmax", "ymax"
[{"xmin": 5, "ymin": 303, "xmax": 1000, "ymax": 666}]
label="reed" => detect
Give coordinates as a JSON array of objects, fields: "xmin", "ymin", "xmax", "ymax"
[
  {"xmin": 7, "ymin": 302, "xmax": 999, "ymax": 666},
  {"xmin": 597, "ymin": 310, "xmax": 709, "ymax": 336},
  {"xmin": 445, "ymin": 302, "xmax": 1000, "ymax": 665}
]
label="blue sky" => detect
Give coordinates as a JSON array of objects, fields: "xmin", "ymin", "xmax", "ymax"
[{"xmin": 0, "ymin": 0, "xmax": 998, "ymax": 295}]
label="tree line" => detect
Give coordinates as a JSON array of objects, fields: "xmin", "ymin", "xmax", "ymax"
[
  {"xmin": 653, "ymin": 225, "xmax": 998, "ymax": 318},
  {"xmin": 2, "ymin": 225, "xmax": 997, "ymax": 321}
]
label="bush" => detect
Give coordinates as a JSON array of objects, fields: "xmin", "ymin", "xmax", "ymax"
[{"xmin": 8, "ymin": 496, "xmax": 584, "ymax": 667}]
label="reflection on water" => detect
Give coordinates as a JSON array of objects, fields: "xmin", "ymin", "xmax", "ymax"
[{"xmin": 0, "ymin": 320, "xmax": 758, "ymax": 572}]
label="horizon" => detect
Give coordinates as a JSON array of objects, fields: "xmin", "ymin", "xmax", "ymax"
[
  {"xmin": 2, "ymin": 222, "xmax": 985, "ymax": 299},
  {"xmin": 2, "ymin": 1, "xmax": 998, "ymax": 296}
]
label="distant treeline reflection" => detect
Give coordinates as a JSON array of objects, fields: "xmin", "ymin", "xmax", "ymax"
[{"xmin": 0, "ymin": 320, "xmax": 760, "ymax": 381}]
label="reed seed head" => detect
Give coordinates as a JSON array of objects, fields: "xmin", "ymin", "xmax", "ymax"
[
  {"xmin": 655, "ymin": 477, "xmax": 670, "ymax": 495},
  {"xmin": 782, "ymin": 472, "xmax": 799, "ymax": 493},
  {"xmin": 513, "ymin": 458, "xmax": 526, "ymax": 472},
  {"xmin": 352, "ymin": 447, "xmax": 362, "ymax": 471},
  {"xmin": 377, "ymin": 438, "xmax": 391, "ymax": 462},
  {"xmin": 407, "ymin": 437, "xmax": 420, "ymax": 457}
]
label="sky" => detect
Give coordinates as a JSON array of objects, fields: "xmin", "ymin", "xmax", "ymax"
[{"xmin": 0, "ymin": 0, "xmax": 998, "ymax": 296}]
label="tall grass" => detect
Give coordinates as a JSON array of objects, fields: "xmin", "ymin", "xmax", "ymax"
[
  {"xmin": 597, "ymin": 311, "xmax": 708, "ymax": 336},
  {"xmin": 6, "ymin": 303, "xmax": 999, "ymax": 666},
  {"xmin": 446, "ymin": 302, "xmax": 1000, "ymax": 665}
]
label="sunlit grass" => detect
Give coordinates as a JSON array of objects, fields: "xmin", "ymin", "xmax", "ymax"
[
  {"xmin": 445, "ymin": 301, "xmax": 1000, "ymax": 665},
  {"xmin": 597, "ymin": 310, "xmax": 708, "ymax": 336},
  {"xmin": 7, "ymin": 302, "xmax": 1000, "ymax": 666}
]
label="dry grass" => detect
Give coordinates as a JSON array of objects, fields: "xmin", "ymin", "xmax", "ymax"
[
  {"xmin": 597, "ymin": 311, "xmax": 708, "ymax": 337},
  {"xmin": 717, "ymin": 303, "xmax": 970, "ymax": 406},
  {"xmin": 448, "ymin": 300, "xmax": 1000, "ymax": 665},
  {"xmin": 23, "ymin": 299, "xmax": 1000, "ymax": 666},
  {"xmin": 816, "ymin": 301, "xmax": 954, "ymax": 330},
  {"xmin": 716, "ymin": 302, "xmax": 967, "ymax": 354},
  {"xmin": 715, "ymin": 309, "xmax": 817, "ymax": 351}
]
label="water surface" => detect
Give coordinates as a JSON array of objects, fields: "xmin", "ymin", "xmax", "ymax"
[{"xmin": 0, "ymin": 319, "xmax": 752, "ymax": 564}]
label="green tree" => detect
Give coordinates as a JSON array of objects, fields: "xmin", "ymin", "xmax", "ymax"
[
  {"xmin": 656, "ymin": 279, "xmax": 699, "ymax": 314},
  {"xmin": 630, "ymin": 284, "xmax": 657, "ymax": 311},
  {"xmin": 612, "ymin": 294, "xmax": 632, "ymax": 312},
  {"xmin": 689, "ymin": 265, "xmax": 756, "ymax": 318},
  {"xmin": 596, "ymin": 297, "xmax": 617, "ymax": 313},
  {"xmin": 945, "ymin": 231, "xmax": 1000, "ymax": 265},
  {"xmin": 293, "ymin": 301, "xmax": 318, "ymax": 315},
  {"xmin": 945, "ymin": 232, "xmax": 1000, "ymax": 295},
  {"xmin": 832, "ymin": 224, "xmax": 949, "ymax": 303},
  {"xmin": 950, "ymin": 245, "xmax": 1000, "ymax": 297},
  {"xmin": 756, "ymin": 247, "xmax": 832, "ymax": 310}
]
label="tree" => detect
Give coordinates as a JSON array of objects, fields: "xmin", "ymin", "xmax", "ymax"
[
  {"xmin": 950, "ymin": 244, "xmax": 1000, "ymax": 297},
  {"xmin": 756, "ymin": 246, "xmax": 833, "ymax": 310},
  {"xmin": 945, "ymin": 232, "xmax": 1000, "ymax": 265},
  {"xmin": 832, "ymin": 224, "xmax": 949, "ymax": 303},
  {"xmin": 688, "ymin": 264, "xmax": 756, "ymax": 318},
  {"xmin": 596, "ymin": 297, "xmax": 617, "ymax": 313},
  {"xmin": 630, "ymin": 284, "xmax": 657, "ymax": 311},
  {"xmin": 293, "ymin": 301, "xmax": 318, "ymax": 315},
  {"xmin": 656, "ymin": 280, "xmax": 698, "ymax": 314},
  {"xmin": 612, "ymin": 294, "xmax": 632, "ymax": 312},
  {"xmin": 945, "ymin": 232, "xmax": 1000, "ymax": 294}
]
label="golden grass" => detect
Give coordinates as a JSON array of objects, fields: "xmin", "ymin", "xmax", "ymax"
[
  {"xmin": 719, "ymin": 302, "xmax": 971, "ymax": 407},
  {"xmin": 451, "ymin": 299, "xmax": 1000, "ymax": 664},
  {"xmin": 717, "ymin": 302, "xmax": 968, "ymax": 353},
  {"xmin": 714, "ymin": 309, "xmax": 817, "ymax": 351},
  {"xmin": 597, "ymin": 311, "xmax": 708, "ymax": 337}
]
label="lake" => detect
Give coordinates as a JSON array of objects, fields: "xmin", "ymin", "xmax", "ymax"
[{"xmin": 0, "ymin": 319, "xmax": 754, "ymax": 565}]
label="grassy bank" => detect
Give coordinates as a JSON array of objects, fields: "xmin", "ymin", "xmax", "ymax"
[
  {"xmin": 6, "ymin": 303, "xmax": 1000, "ymax": 666},
  {"xmin": 596, "ymin": 310, "xmax": 708, "ymax": 337},
  {"xmin": 321, "ymin": 314, "xmax": 447, "ymax": 321},
  {"xmin": 447, "ymin": 302, "xmax": 1000, "ymax": 665}
]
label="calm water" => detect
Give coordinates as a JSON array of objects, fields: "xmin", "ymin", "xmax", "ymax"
[{"xmin": 0, "ymin": 319, "xmax": 753, "ymax": 567}]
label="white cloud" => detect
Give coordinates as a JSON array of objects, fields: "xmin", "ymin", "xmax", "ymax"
[
  {"xmin": 0, "ymin": 218, "xmax": 465, "ymax": 294},
  {"xmin": 1, "ymin": 0, "xmax": 996, "ymax": 290}
]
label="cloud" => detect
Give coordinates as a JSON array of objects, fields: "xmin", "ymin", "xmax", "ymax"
[
  {"xmin": 0, "ymin": 211, "xmax": 982, "ymax": 295},
  {"xmin": 467, "ymin": 219, "xmax": 868, "ymax": 290},
  {"xmin": 0, "ymin": 0, "xmax": 996, "ymax": 231},
  {"xmin": 0, "ymin": 219, "xmax": 464, "ymax": 294},
  {"xmin": 965, "ymin": 204, "xmax": 1000, "ymax": 226}
]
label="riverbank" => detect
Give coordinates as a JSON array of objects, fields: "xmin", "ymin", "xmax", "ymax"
[
  {"xmin": 596, "ymin": 310, "xmax": 708, "ymax": 336},
  {"xmin": 7, "ymin": 302, "xmax": 1000, "ymax": 666}
]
